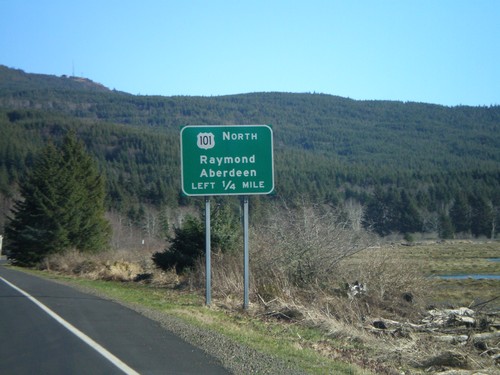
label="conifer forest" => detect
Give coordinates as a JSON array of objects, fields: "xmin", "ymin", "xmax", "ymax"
[{"xmin": 1, "ymin": 65, "xmax": 499, "ymax": 240}]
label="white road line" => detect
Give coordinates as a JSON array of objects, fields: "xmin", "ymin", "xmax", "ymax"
[{"xmin": 0, "ymin": 276, "xmax": 140, "ymax": 375}]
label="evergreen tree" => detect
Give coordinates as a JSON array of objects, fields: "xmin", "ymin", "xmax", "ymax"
[
  {"xmin": 152, "ymin": 203, "xmax": 241, "ymax": 273},
  {"xmin": 152, "ymin": 216, "xmax": 204, "ymax": 273},
  {"xmin": 5, "ymin": 144, "xmax": 69, "ymax": 264},
  {"xmin": 438, "ymin": 213, "xmax": 454, "ymax": 239},
  {"xmin": 211, "ymin": 203, "xmax": 241, "ymax": 254},
  {"xmin": 58, "ymin": 134, "xmax": 110, "ymax": 251},
  {"xmin": 469, "ymin": 194, "xmax": 494, "ymax": 238},
  {"xmin": 5, "ymin": 133, "xmax": 110, "ymax": 265},
  {"xmin": 450, "ymin": 193, "xmax": 471, "ymax": 235},
  {"xmin": 364, "ymin": 187, "xmax": 397, "ymax": 236},
  {"xmin": 398, "ymin": 190, "xmax": 422, "ymax": 234}
]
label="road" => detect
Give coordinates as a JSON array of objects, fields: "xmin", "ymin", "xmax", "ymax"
[{"xmin": 0, "ymin": 262, "xmax": 231, "ymax": 375}]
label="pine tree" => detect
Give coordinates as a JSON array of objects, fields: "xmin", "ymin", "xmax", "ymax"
[
  {"xmin": 470, "ymin": 194, "xmax": 494, "ymax": 238},
  {"xmin": 398, "ymin": 190, "xmax": 422, "ymax": 234},
  {"xmin": 58, "ymin": 134, "xmax": 110, "ymax": 252},
  {"xmin": 152, "ymin": 203, "xmax": 241, "ymax": 273},
  {"xmin": 6, "ymin": 144, "xmax": 68, "ymax": 264},
  {"xmin": 5, "ymin": 133, "xmax": 110, "ymax": 265},
  {"xmin": 450, "ymin": 193, "xmax": 471, "ymax": 236},
  {"xmin": 152, "ymin": 216, "xmax": 204, "ymax": 273},
  {"xmin": 438, "ymin": 213, "xmax": 454, "ymax": 239}
]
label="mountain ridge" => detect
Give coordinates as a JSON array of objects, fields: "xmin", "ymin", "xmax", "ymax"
[
  {"xmin": 0, "ymin": 65, "xmax": 112, "ymax": 93},
  {"xmin": 1, "ymin": 65, "xmax": 499, "ymax": 237}
]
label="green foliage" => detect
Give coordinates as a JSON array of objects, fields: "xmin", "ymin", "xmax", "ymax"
[
  {"xmin": 438, "ymin": 214, "xmax": 454, "ymax": 239},
  {"xmin": 152, "ymin": 203, "xmax": 241, "ymax": 273},
  {"xmin": 450, "ymin": 193, "xmax": 471, "ymax": 235},
  {"xmin": 210, "ymin": 202, "xmax": 242, "ymax": 254},
  {"xmin": 469, "ymin": 194, "xmax": 495, "ymax": 238},
  {"xmin": 5, "ymin": 133, "xmax": 110, "ymax": 266},
  {"xmin": 152, "ymin": 216, "xmax": 204, "ymax": 273},
  {"xmin": 1, "ymin": 65, "xmax": 500, "ymax": 239}
]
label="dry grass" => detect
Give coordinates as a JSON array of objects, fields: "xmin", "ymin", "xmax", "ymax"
[
  {"xmin": 41, "ymin": 249, "xmax": 144, "ymax": 281},
  {"xmin": 41, "ymin": 247, "xmax": 184, "ymax": 288},
  {"xmin": 194, "ymin": 239, "xmax": 500, "ymax": 374},
  {"xmin": 38, "ymin": 223, "xmax": 500, "ymax": 374}
]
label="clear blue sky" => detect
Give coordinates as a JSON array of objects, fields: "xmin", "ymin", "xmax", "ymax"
[{"xmin": 1, "ymin": 0, "xmax": 499, "ymax": 106}]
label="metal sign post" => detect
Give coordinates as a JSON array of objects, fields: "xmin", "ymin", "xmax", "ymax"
[
  {"xmin": 205, "ymin": 197, "xmax": 211, "ymax": 306},
  {"xmin": 243, "ymin": 196, "xmax": 250, "ymax": 310}
]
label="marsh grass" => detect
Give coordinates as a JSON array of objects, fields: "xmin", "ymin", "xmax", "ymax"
[
  {"xmin": 400, "ymin": 242, "xmax": 500, "ymax": 275},
  {"xmin": 373, "ymin": 241, "xmax": 500, "ymax": 310},
  {"xmin": 426, "ymin": 278, "xmax": 500, "ymax": 309}
]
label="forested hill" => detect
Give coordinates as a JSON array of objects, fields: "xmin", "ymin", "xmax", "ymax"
[
  {"xmin": 1, "ymin": 65, "xmax": 499, "ymax": 238},
  {"xmin": 0, "ymin": 65, "xmax": 111, "ymax": 94}
]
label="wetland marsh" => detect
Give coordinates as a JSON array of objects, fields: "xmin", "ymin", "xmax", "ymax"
[{"xmin": 384, "ymin": 241, "xmax": 500, "ymax": 310}]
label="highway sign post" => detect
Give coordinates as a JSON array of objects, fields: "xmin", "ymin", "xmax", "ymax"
[{"xmin": 180, "ymin": 125, "xmax": 274, "ymax": 309}]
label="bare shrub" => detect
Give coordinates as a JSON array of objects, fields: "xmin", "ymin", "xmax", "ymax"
[
  {"xmin": 42, "ymin": 249, "xmax": 92, "ymax": 275},
  {"xmin": 42, "ymin": 248, "xmax": 151, "ymax": 281},
  {"xmin": 334, "ymin": 247, "xmax": 430, "ymax": 321},
  {"xmin": 303, "ymin": 248, "xmax": 431, "ymax": 327},
  {"xmin": 106, "ymin": 204, "xmax": 203, "ymax": 253},
  {"xmin": 148, "ymin": 268, "xmax": 180, "ymax": 287},
  {"xmin": 245, "ymin": 200, "xmax": 432, "ymax": 330},
  {"xmin": 98, "ymin": 260, "xmax": 143, "ymax": 281},
  {"xmin": 251, "ymin": 201, "xmax": 376, "ymax": 294},
  {"xmin": 106, "ymin": 210, "xmax": 166, "ymax": 252}
]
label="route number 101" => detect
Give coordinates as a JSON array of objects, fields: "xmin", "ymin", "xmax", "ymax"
[{"xmin": 197, "ymin": 132, "xmax": 215, "ymax": 150}]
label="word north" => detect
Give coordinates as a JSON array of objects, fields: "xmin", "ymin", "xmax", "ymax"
[{"xmin": 223, "ymin": 132, "xmax": 258, "ymax": 141}]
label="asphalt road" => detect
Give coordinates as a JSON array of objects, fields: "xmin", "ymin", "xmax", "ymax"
[{"xmin": 0, "ymin": 262, "xmax": 231, "ymax": 375}]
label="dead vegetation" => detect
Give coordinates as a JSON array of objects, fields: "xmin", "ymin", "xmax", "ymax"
[
  {"xmin": 39, "ymin": 203, "xmax": 500, "ymax": 374},
  {"xmin": 41, "ymin": 249, "xmax": 181, "ymax": 286}
]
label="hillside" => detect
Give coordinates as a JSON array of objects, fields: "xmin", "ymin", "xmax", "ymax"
[{"xmin": 1, "ymin": 65, "xmax": 499, "ymax": 238}]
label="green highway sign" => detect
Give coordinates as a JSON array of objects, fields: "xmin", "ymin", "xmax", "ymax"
[{"xmin": 180, "ymin": 125, "xmax": 274, "ymax": 196}]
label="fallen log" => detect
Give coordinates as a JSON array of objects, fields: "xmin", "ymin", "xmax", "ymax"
[
  {"xmin": 471, "ymin": 331, "xmax": 500, "ymax": 342},
  {"xmin": 433, "ymin": 334, "xmax": 469, "ymax": 344}
]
